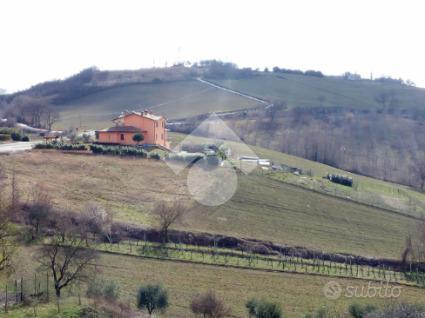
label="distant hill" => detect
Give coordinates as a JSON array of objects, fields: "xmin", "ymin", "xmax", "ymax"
[
  {"xmin": 46, "ymin": 67, "xmax": 425, "ymax": 131},
  {"xmin": 211, "ymin": 73, "xmax": 425, "ymax": 110},
  {"xmin": 2, "ymin": 62, "xmax": 425, "ymax": 189},
  {"xmin": 56, "ymin": 79, "xmax": 261, "ymax": 129}
]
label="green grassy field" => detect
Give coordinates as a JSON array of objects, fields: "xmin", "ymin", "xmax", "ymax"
[
  {"xmin": 1, "ymin": 148, "xmax": 422, "ymax": 259},
  {"xmin": 211, "ymin": 73, "xmax": 425, "ymax": 109},
  {"xmin": 87, "ymin": 240, "xmax": 425, "ymax": 287},
  {"xmin": 185, "ymin": 175, "xmax": 415, "ymax": 258},
  {"xmin": 170, "ymin": 133, "xmax": 425, "ymax": 218},
  {"xmin": 98, "ymin": 253, "xmax": 425, "ymax": 317},
  {"xmin": 55, "ymin": 80, "xmax": 260, "ymax": 130},
  {"xmin": 4, "ymin": 247, "xmax": 425, "ymax": 318},
  {"xmin": 52, "ymin": 71, "xmax": 425, "ymax": 131}
]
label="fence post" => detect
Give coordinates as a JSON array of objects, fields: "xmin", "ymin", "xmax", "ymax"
[
  {"xmin": 20, "ymin": 278, "xmax": 23, "ymax": 302},
  {"xmin": 46, "ymin": 272, "xmax": 49, "ymax": 303},
  {"xmin": 5, "ymin": 284, "xmax": 7, "ymax": 313},
  {"xmin": 15, "ymin": 280, "xmax": 18, "ymax": 304}
]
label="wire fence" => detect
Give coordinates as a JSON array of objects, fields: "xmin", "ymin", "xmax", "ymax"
[
  {"xmin": 94, "ymin": 239, "xmax": 425, "ymax": 287},
  {"xmin": 0, "ymin": 271, "xmax": 82, "ymax": 314}
]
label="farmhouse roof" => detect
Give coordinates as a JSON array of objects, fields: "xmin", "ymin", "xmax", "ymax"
[
  {"xmin": 106, "ymin": 126, "xmax": 143, "ymax": 133},
  {"xmin": 113, "ymin": 110, "xmax": 163, "ymax": 121},
  {"xmin": 43, "ymin": 132, "xmax": 61, "ymax": 138}
]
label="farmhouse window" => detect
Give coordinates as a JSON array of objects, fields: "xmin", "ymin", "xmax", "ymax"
[{"xmin": 120, "ymin": 134, "xmax": 125, "ymax": 141}]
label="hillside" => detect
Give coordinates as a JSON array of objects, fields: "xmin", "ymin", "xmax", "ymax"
[
  {"xmin": 2, "ymin": 64, "xmax": 425, "ymax": 190},
  {"xmin": 2, "ymin": 134, "xmax": 425, "ymax": 316},
  {"xmin": 8, "ymin": 247, "xmax": 425, "ymax": 318},
  {"xmin": 2, "ymin": 137, "xmax": 425, "ymax": 259},
  {"xmin": 56, "ymin": 79, "xmax": 261, "ymax": 129},
  {"xmin": 210, "ymin": 73, "xmax": 425, "ymax": 110},
  {"xmin": 53, "ymin": 71, "xmax": 425, "ymax": 130}
]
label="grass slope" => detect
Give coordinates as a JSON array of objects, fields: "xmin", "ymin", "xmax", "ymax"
[
  {"xmin": 1, "ymin": 149, "xmax": 421, "ymax": 258},
  {"xmin": 170, "ymin": 133, "xmax": 425, "ymax": 218},
  {"xmin": 211, "ymin": 73, "xmax": 425, "ymax": 109},
  {"xmin": 56, "ymin": 80, "xmax": 260, "ymax": 129},
  {"xmin": 100, "ymin": 253, "xmax": 425, "ymax": 317},
  {"xmin": 5, "ymin": 248, "xmax": 425, "ymax": 318},
  {"xmin": 55, "ymin": 72, "xmax": 425, "ymax": 130}
]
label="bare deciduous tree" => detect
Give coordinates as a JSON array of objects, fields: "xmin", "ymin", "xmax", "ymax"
[
  {"xmin": 79, "ymin": 203, "xmax": 113, "ymax": 245},
  {"xmin": 0, "ymin": 164, "xmax": 6, "ymax": 210},
  {"xmin": 0, "ymin": 164, "xmax": 14, "ymax": 272},
  {"xmin": 10, "ymin": 168, "xmax": 19, "ymax": 215},
  {"xmin": 375, "ymin": 90, "xmax": 398, "ymax": 109},
  {"xmin": 53, "ymin": 210, "xmax": 77, "ymax": 243},
  {"xmin": 43, "ymin": 107, "xmax": 60, "ymax": 130},
  {"xmin": 6, "ymin": 95, "xmax": 54, "ymax": 128},
  {"xmin": 36, "ymin": 236, "xmax": 98, "ymax": 299},
  {"xmin": 375, "ymin": 91, "xmax": 390, "ymax": 108},
  {"xmin": 404, "ymin": 216, "xmax": 425, "ymax": 264},
  {"xmin": 410, "ymin": 153, "xmax": 425, "ymax": 190},
  {"xmin": 153, "ymin": 201, "xmax": 187, "ymax": 243},
  {"xmin": 191, "ymin": 291, "xmax": 231, "ymax": 318},
  {"xmin": 28, "ymin": 185, "xmax": 53, "ymax": 239},
  {"xmin": 0, "ymin": 211, "xmax": 14, "ymax": 272}
]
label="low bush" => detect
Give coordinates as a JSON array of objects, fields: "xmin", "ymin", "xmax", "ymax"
[
  {"xmin": 191, "ymin": 291, "xmax": 230, "ymax": 318},
  {"xmin": 87, "ymin": 279, "xmax": 120, "ymax": 301},
  {"xmin": 0, "ymin": 128, "xmax": 14, "ymax": 135},
  {"xmin": 0, "ymin": 134, "xmax": 10, "ymax": 141},
  {"xmin": 21, "ymin": 136, "xmax": 30, "ymax": 142},
  {"xmin": 80, "ymin": 301, "xmax": 134, "ymax": 318},
  {"xmin": 90, "ymin": 144, "xmax": 148, "ymax": 157},
  {"xmin": 10, "ymin": 132, "xmax": 22, "ymax": 141},
  {"xmin": 304, "ymin": 307, "xmax": 339, "ymax": 318},
  {"xmin": 149, "ymin": 152, "xmax": 161, "ymax": 160},
  {"xmin": 364, "ymin": 303, "xmax": 425, "ymax": 317},
  {"xmin": 246, "ymin": 298, "xmax": 283, "ymax": 318},
  {"xmin": 137, "ymin": 284, "xmax": 169, "ymax": 315},
  {"xmin": 327, "ymin": 173, "xmax": 353, "ymax": 187},
  {"xmin": 349, "ymin": 303, "xmax": 377, "ymax": 318},
  {"xmin": 34, "ymin": 143, "xmax": 55, "ymax": 149},
  {"xmin": 58, "ymin": 143, "xmax": 87, "ymax": 151}
]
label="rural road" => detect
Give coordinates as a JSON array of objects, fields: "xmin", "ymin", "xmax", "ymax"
[
  {"xmin": 0, "ymin": 142, "xmax": 37, "ymax": 154},
  {"xmin": 196, "ymin": 77, "xmax": 272, "ymax": 107}
]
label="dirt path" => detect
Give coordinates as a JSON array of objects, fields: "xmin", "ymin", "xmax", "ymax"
[
  {"xmin": 0, "ymin": 141, "xmax": 37, "ymax": 153},
  {"xmin": 196, "ymin": 77, "xmax": 272, "ymax": 108}
]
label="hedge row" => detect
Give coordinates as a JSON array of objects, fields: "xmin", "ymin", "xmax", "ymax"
[
  {"xmin": 327, "ymin": 173, "xmax": 353, "ymax": 187},
  {"xmin": 34, "ymin": 143, "xmax": 87, "ymax": 151},
  {"xmin": 0, "ymin": 128, "xmax": 14, "ymax": 135},
  {"xmin": 0, "ymin": 134, "xmax": 10, "ymax": 141},
  {"xmin": 90, "ymin": 144, "xmax": 148, "ymax": 158}
]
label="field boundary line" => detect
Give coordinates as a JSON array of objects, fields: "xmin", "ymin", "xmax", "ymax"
[{"xmin": 94, "ymin": 249, "xmax": 421, "ymax": 289}]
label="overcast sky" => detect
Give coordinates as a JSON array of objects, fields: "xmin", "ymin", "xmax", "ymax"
[{"xmin": 1, "ymin": 0, "xmax": 425, "ymax": 92}]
